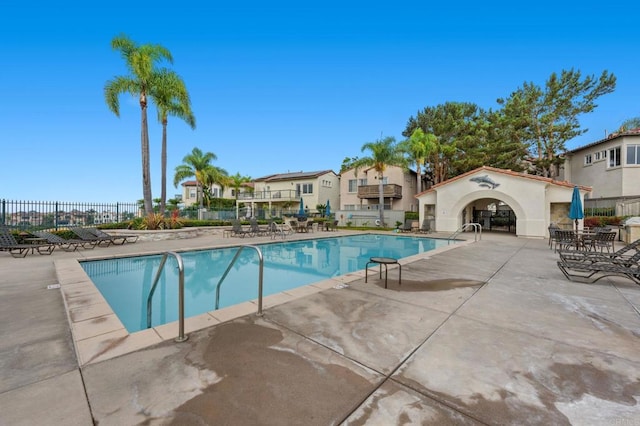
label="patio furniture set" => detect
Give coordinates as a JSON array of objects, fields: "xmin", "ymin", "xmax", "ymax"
[{"xmin": 229, "ymin": 218, "xmax": 338, "ymax": 239}]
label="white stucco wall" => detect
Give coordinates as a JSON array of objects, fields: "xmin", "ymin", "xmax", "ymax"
[{"xmin": 417, "ymin": 168, "xmax": 588, "ymax": 238}]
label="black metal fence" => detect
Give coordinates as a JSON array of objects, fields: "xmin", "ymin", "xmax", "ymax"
[{"xmin": 1, "ymin": 199, "xmax": 140, "ymax": 231}]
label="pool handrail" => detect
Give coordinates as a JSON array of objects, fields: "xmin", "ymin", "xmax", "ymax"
[
  {"xmin": 147, "ymin": 251, "xmax": 188, "ymax": 342},
  {"xmin": 448, "ymin": 222, "xmax": 482, "ymax": 244},
  {"xmin": 215, "ymin": 244, "xmax": 264, "ymax": 316}
]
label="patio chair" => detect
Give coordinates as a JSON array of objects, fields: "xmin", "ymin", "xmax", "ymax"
[
  {"xmin": 327, "ymin": 220, "xmax": 338, "ymax": 231},
  {"xmin": 32, "ymin": 230, "xmax": 97, "ymax": 251},
  {"xmin": 0, "ymin": 225, "xmax": 55, "ymax": 257},
  {"xmin": 558, "ymin": 238, "xmax": 640, "ymax": 265},
  {"xmin": 590, "ymin": 231, "xmax": 616, "ymax": 253},
  {"xmin": 230, "ymin": 220, "xmax": 253, "ymax": 238},
  {"xmin": 548, "ymin": 224, "xmax": 560, "ymax": 249},
  {"xmin": 557, "ymin": 253, "xmax": 640, "ymax": 285},
  {"xmin": 69, "ymin": 227, "xmax": 113, "ymax": 247},
  {"xmin": 88, "ymin": 228, "xmax": 138, "ymax": 244},
  {"xmin": 553, "ymin": 230, "xmax": 578, "ymax": 252}
]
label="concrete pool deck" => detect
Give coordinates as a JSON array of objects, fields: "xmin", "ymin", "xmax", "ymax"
[{"xmin": 1, "ymin": 230, "xmax": 639, "ymax": 424}]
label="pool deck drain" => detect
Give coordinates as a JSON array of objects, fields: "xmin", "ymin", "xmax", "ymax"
[{"xmin": 1, "ymin": 230, "xmax": 639, "ymax": 424}]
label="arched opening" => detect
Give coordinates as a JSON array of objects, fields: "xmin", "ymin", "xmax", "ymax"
[
  {"xmin": 450, "ymin": 190, "xmax": 526, "ymax": 236},
  {"xmin": 469, "ymin": 198, "xmax": 516, "ymax": 233}
]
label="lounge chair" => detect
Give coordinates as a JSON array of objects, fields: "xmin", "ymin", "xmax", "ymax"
[
  {"xmin": 400, "ymin": 219, "xmax": 413, "ymax": 233},
  {"xmin": 248, "ymin": 218, "xmax": 268, "ymax": 236},
  {"xmin": 88, "ymin": 228, "xmax": 138, "ymax": 244},
  {"xmin": 32, "ymin": 230, "xmax": 97, "ymax": 251},
  {"xmin": 0, "ymin": 225, "xmax": 55, "ymax": 257},
  {"xmin": 69, "ymin": 227, "xmax": 113, "ymax": 247},
  {"xmin": 557, "ymin": 252, "xmax": 640, "ymax": 285},
  {"xmin": 230, "ymin": 220, "xmax": 253, "ymax": 238},
  {"xmin": 558, "ymin": 238, "xmax": 640, "ymax": 265},
  {"xmin": 415, "ymin": 219, "xmax": 432, "ymax": 234}
]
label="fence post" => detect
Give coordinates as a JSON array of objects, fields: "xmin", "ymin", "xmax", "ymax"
[{"xmin": 1, "ymin": 199, "xmax": 5, "ymax": 226}]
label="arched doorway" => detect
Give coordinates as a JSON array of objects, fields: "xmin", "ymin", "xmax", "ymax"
[
  {"xmin": 449, "ymin": 190, "xmax": 526, "ymax": 236},
  {"xmin": 470, "ymin": 199, "xmax": 516, "ymax": 233}
]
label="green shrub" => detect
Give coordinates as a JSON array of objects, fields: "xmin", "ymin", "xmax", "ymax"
[{"xmin": 405, "ymin": 212, "xmax": 419, "ymax": 220}]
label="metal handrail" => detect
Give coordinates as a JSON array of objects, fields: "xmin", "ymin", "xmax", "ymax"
[
  {"xmin": 215, "ymin": 245, "xmax": 264, "ymax": 316},
  {"xmin": 146, "ymin": 252, "xmax": 188, "ymax": 342},
  {"xmin": 448, "ymin": 222, "xmax": 482, "ymax": 244}
]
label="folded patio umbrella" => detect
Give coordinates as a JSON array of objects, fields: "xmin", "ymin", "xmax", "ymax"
[{"xmin": 568, "ymin": 186, "xmax": 584, "ymax": 232}]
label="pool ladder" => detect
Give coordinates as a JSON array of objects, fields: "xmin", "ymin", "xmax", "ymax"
[
  {"xmin": 147, "ymin": 252, "xmax": 188, "ymax": 342},
  {"xmin": 215, "ymin": 245, "xmax": 264, "ymax": 315},
  {"xmin": 146, "ymin": 246, "xmax": 265, "ymax": 343},
  {"xmin": 448, "ymin": 222, "xmax": 482, "ymax": 244}
]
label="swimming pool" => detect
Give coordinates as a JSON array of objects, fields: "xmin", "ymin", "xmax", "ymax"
[{"xmin": 81, "ymin": 234, "xmax": 448, "ymax": 332}]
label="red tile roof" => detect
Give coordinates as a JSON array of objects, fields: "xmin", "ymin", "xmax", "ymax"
[{"xmin": 415, "ymin": 166, "xmax": 591, "ymax": 197}]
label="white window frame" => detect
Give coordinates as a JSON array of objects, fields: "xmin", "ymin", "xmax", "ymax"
[
  {"xmin": 584, "ymin": 154, "xmax": 592, "ymax": 165},
  {"xmin": 608, "ymin": 146, "xmax": 621, "ymax": 168},
  {"xmin": 626, "ymin": 144, "xmax": 640, "ymax": 165}
]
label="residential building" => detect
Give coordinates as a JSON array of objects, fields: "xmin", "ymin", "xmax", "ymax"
[
  {"xmin": 241, "ymin": 170, "xmax": 340, "ymax": 218},
  {"xmin": 180, "ymin": 180, "xmax": 239, "ymax": 208},
  {"xmin": 339, "ymin": 166, "xmax": 418, "ymax": 212},
  {"xmin": 562, "ymin": 129, "xmax": 640, "ymax": 214}
]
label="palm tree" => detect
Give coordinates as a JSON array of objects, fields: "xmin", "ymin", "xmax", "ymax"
[
  {"xmin": 104, "ymin": 34, "xmax": 173, "ymax": 216},
  {"xmin": 173, "ymin": 147, "xmax": 218, "ymax": 209},
  {"xmin": 399, "ymin": 128, "xmax": 438, "ymax": 193},
  {"xmin": 151, "ymin": 68, "xmax": 196, "ymax": 215},
  {"xmin": 352, "ymin": 136, "xmax": 406, "ymax": 227},
  {"xmin": 200, "ymin": 165, "xmax": 229, "ymax": 208},
  {"xmin": 228, "ymin": 173, "xmax": 252, "ymax": 218}
]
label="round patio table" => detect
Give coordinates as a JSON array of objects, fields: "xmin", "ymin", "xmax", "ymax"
[{"xmin": 365, "ymin": 257, "xmax": 401, "ymax": 289}]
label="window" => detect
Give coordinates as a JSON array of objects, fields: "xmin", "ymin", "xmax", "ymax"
[
  {"xmin": 344, "ymin": 204, "xmax": 355, "ymax": 210},
  {"xmin": 608, "ymin": 147, "xmax": 621, "ymax": 167},
  {"xmin": 296, "ymin": 183, "xmax": 313, "ymax": 194},
  {"xmin": 358, "ymin": 178, "xmax": 368, "ymax": 186},
  {"xmin": 627, "ymin": 144, "xmax": 640, "ymax": 165},
  {"xmin": 348, "ymin": 179, "xmax": 357, "ymax": 192},
  {"xmin": 584, "ymin": 154, "xmax": 592, "ymax": 165},
  {"xmin": 189, "ymin": 189, "xmax": 197, "ymax": 199}
]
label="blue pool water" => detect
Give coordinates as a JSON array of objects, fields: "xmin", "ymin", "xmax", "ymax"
[{"xmin": 81, "ymin": 234, "xmax": 448, "ymax": 332}]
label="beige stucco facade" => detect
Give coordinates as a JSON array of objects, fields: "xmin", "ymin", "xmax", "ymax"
[
  {"xmin": 340, "ymin": 166, "xmax": 418, "ymax": 212},
  {"xmin": 416, "ymin": 166, "xmax": 591, "ymax": 238},
  {"xmin": 249, "ymin": 170, "xmax": 340, "ymax": 215},
  {"xmin": 563, "ymin": 132, "xmax": 640, "ymax": 200}
]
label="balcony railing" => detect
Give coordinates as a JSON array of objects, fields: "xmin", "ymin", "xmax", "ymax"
[
  {"xmin": 357, "ymin": 184, "xmax": 403, "ymax": 199},
  {"xmin": 237, "ymin": 190, "xmax": 300, "ymax": 202}
]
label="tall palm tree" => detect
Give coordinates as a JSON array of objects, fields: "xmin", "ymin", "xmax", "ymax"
[
  {"xmin": 399, "ymin": 128, "xmax": 437, "ymax": 193},
  {"xmin": 173, "ymin": 147, "xmax": 218, "ymax": 209},
  {"xmin": 228, "ymin": 173, "xmax": 252, "ymax": 218},
  {"xmin": 151, "ymin": 68, "xmax": 196, "ymax": 215},
  {"xmin": 352, "ymin": 136, "xmax": 406, "ymax": 227},
  {"xmin": 104, "ymin": 34, "xmax": 173, "ymax": 216}
]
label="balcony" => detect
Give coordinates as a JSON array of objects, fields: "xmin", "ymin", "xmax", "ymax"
[
  {"xmin": 357, "ymin": 184, "xmax": 403, "ymax": 199},
  {"xmin": 237, "ymin": 189, "xmax": 300, "ymax": 202}
]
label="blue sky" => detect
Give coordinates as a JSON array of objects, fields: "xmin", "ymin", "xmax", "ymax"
[{"xmin": 2, "ymin": 1, "xmax": 639, "ymax": 202}]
